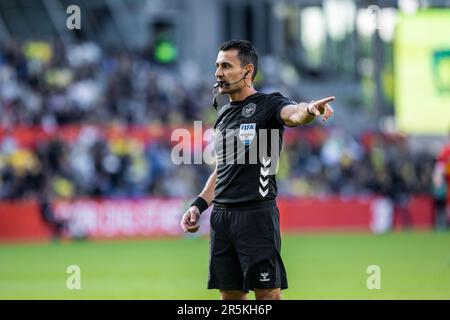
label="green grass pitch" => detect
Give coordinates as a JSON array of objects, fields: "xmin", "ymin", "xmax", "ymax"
[{"xmin": 1, "ymin": 232, "xmax": 449, "ymax": 299}]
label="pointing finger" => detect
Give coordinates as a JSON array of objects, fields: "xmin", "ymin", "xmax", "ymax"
[{"xmin": 313, "ymin": 96, "xmax": 335, "ymax": 106}]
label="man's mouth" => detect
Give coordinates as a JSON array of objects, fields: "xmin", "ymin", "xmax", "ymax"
[{"xmin": 216, "ymin": 80, "xmax": 228, "ymax": 88}]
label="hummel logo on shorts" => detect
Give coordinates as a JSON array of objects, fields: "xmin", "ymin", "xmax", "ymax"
[{"xmin": 260, "ymin": 272, "xmax": 270, "ymax": 282}]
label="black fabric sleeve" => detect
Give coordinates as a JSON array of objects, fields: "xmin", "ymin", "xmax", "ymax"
[{"xmin": 266, "ymin": 92, "xmax": 297, "ymax": 127}]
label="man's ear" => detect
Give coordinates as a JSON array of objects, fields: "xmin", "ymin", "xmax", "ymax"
[
  {"xmin": 244, "ymin": 64, "xmax": 254, "ymax": 77},
  {"xmin": 243, "ymin": 65, "xmax": 253, "ymax": 87}
]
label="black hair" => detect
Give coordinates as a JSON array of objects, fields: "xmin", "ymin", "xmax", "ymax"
[{"xmin": 219, "ymin": 40, "xmax": 258, "ymax": 81}]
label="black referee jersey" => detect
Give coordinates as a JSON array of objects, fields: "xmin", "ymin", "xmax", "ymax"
[{"xmin": 213, "ymin": 91, "xmax": 295, "ymax": 205}]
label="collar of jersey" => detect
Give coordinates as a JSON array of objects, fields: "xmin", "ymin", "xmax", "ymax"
[{"xmin": 229, "ymin": 92, "xmax": 260, "ymax": 106}]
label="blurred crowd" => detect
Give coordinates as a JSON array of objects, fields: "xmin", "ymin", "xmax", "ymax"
[
  {"xmin": 279, "ymin": 129, "xmax": 434, "ymax": 200},
  {"xmin": 0, "ymin": 127, "xmax": 435, "ymax": 201},
  {"xmin": 0, "ymin": 40, "xmax": 437, "ymax": 201},
  {"xmin": 0, "ymin": 39, "xmax": 211, "ymax": 128}
]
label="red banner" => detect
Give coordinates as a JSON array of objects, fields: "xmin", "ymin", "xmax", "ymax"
[
  {"xmin": 53, "ymin": 198, "xmax": 211, "ymax": 238},
  {"xmin": 0, "ymin": 201, "xmax": 51, "ymax": 241},
  {"xmin": 0, "ymin": 196, "xmax": 435, "ymax": 242}
]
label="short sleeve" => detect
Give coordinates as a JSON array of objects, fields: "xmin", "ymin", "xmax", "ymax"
[{"xmin": 266, "ymin": 92, "xmax": 296, "ymax": 127}]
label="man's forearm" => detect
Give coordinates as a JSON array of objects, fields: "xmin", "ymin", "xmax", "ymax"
[
  {"xmin": 198, "ymin": 169, "xmax": 217, "ymax": 206},
  {"xmin": 290, "ymin": 102, "xmax": 316, "ymax": 125},
  {"xmin": 281, "ymin": 97, "xmax": 334, "ymax": 126},
  {"xmin": 281, "ymin": 102, "xmax": 316, "ymax": 126}
]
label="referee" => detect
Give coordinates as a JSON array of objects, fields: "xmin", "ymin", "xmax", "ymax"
[{"xmin": 181, "ymin": 40, "xmax": 335, "ymax": 300}]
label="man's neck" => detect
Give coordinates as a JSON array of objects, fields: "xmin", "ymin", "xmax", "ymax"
[{"xmin": 229, "ymin": 87, "xmax": 257, "ymax": 102}]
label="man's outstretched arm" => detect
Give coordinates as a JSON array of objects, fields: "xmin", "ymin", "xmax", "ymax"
[
  {"xmin": 280, "ymin": 96, "xmax": 335, "ymax": 127},
  {"xmin": 180, "ymin": 164, "xmax": 217, "ymax": 233}
]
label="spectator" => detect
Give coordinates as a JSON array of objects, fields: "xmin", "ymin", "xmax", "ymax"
[{"xmin": 432, "ymin": 135, "xmax": 450, "ymax": 230}]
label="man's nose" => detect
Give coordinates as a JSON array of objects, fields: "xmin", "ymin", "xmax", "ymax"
[{"xmin": 215, "ymin": 68, "xmax": 223, "ymax": 79}]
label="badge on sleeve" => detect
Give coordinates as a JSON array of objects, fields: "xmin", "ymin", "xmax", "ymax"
[{"xmin": 239, "ymin": 123, "xmax": 256, "ymax": 146}]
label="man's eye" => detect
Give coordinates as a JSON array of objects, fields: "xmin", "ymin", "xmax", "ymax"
[{"xmin": 216, "ymin": 64, "xmax": 231, "ymax": 69}]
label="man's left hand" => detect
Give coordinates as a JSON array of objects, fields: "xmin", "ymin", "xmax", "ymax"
[{"xmin": 307, "ymin": 96, "xmax": 335, "ymax": 122}]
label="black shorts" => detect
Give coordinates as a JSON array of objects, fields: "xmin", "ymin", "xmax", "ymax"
[{"xmin": 207, "ymin": 200, "xmax": 288, "ymax": 292}]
